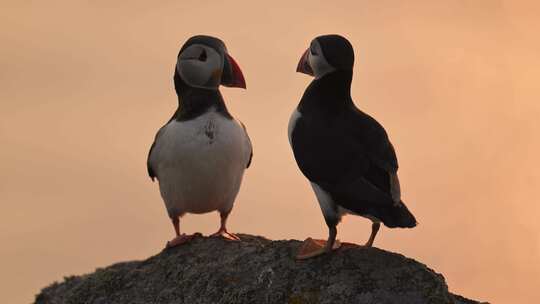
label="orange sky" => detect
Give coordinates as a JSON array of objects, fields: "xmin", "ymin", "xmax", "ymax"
[{"xmin": 1, "ymin": 1, "xmax": 539, "ymax": 303}]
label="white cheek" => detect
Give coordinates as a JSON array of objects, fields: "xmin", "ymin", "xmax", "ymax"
[
  {"xmin": 309, "ymin": 54, "xmax": 334, "ymax": 79},
  {"xmin": 177, "ymin": 60, "xmax": 212, "ymax": 88},
  {"xmin": 176, "ymin": 47, "xmax": 223, "ymax": 89}
]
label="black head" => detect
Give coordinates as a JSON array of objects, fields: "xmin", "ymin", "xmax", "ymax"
[
  {"xmin": 175, "ymin": 35, "xmax": 246, "ymax": 91},
  {"xmin": 297, "ymin": 34, "xmax": 355, "ymax": 78}
]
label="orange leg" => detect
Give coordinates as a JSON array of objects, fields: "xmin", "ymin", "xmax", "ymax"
[
  {"xmin": 166, "ymin": 217, "xmax": 196, "ymax": 248},
  {"xmin": 210, "ymin": 211, "xmax": 240, "ymax": 241},
  {"xmin": 364, "ymin": 222, "xmax": 380, "ymax": 247},
  {"xmin": 296, "ymin": 226, "xmax": 341, "ymax": 260}
]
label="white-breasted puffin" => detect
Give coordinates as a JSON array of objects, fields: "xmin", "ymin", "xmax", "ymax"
[
  {"xmin": 147, "ymin": 35, "xmax": 252, "ymax": 248},
  {"xmin": 289, "ymin": 35, "xmax": 416, "ymax": 259}
]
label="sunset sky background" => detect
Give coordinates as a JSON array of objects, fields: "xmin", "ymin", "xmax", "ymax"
[{"xmin": 1, "ymin": 1, "xmax": 539, "ymax": 303}]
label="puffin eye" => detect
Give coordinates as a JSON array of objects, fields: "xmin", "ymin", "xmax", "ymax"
[{"xmin": 198, "ymin": 49, "xmax": 207, "ymax": 61}]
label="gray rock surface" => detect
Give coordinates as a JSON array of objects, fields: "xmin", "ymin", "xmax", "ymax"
[{"xmin": 35, "ymin": 235, "xmax": 486, "ymax": 304}]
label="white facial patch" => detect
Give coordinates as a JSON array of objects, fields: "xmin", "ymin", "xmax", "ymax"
[
  {"xmin": 177, "ymin": 44, "xmax": 222, "ymax": 89},
  {"xmin": 309, "ymin": 40, "xmax": 335, "ymax": 79}
]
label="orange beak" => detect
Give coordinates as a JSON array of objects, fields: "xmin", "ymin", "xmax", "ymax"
[
  {"xmin": 296, "ymin": 49, "xmax": 313, "ymax": 76},
  {"xmin": 221, "ymin": 53, "xmax": 246, "ymax": 89}
]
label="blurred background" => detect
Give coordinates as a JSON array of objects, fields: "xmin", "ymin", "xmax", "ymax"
[{"xmin": 1, "ymin": 1, "xmax": 539, "ymax": 303}]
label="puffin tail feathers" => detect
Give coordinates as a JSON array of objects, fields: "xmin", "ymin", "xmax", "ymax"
[{"xmin": 382, "ymin": 201, "xmax": 417, "ymax": 228}]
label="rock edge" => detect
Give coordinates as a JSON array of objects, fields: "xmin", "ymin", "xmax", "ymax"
[{"xmin": 35, "ymin": 235, "xmax": 486, "ymax": 304}]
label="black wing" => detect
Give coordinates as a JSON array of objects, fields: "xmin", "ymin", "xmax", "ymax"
[
  {"xmin": 290, "ymin": 106, "xmax": 399, "ymax": 204},
  {"xmin": 322, "ymin": 108, "xmax": 414, "ymax": 227},
  {"xmin": 239, "ymin": 120, "xmax": 253, "ymax": 168},
  {"xmin": 147, "ymin": 127, "xmax": 165, "ymax": 182},
  {"xmin": 147, "ymin": 114, "xmax": 175, "ymax": 181},
  {"xmin": 345, "ymin": 108, "xmax": 399, "ymax": 196},
  {"xmin": 351, "ymin": 108, "xmax": 398, "ymax": 173}
]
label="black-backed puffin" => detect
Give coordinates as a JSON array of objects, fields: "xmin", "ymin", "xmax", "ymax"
[{"xmin": 289, "ymin": 35, "xmax": 416, "ymax": 259}]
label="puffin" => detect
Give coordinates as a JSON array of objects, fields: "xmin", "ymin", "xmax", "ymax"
[
  {"xmin": 147, "ymin": 35, "xmax": 252, "ymax": 248},
  {"xmin": 289, "ymin": 35, "xmax": 417, "ymax": 259}
]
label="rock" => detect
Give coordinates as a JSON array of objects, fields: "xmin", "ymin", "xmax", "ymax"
[{"xmin": 34, "ymin": 235, "xmax": 486, "ymax": 304}]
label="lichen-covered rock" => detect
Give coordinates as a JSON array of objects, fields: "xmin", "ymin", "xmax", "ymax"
[{"xmin": 34, "ymin": 235, "xmax": 485, "ymax": 304}]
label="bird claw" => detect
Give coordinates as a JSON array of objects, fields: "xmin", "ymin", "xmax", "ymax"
[
  {"xmin": 211, "ymin": 230, "xmax": 241, "ymax": 241},
  {"xmin": 296, "ymin": 237, "xmax": 341, "ymax": 260},
  {"xmin": 165, "ymin": 233, "xmax": 198, "ymax": 248}
]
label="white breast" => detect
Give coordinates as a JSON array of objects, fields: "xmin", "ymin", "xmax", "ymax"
[
  {"xmin": 288, "ymin": 109, "xmax": 302, "ymax": 145},
  {"xmin": 150, "ymin": 109, "xmax": 251, "ymax": 218}
]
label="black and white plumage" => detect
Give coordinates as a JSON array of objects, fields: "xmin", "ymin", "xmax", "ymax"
[
  {"xmin": 289, "ymin": 35, "xmax": 416, "ymax": 258},
  {"xmin": 147, "ymin": 35, "xmax": 252, "ymax": 247}
]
